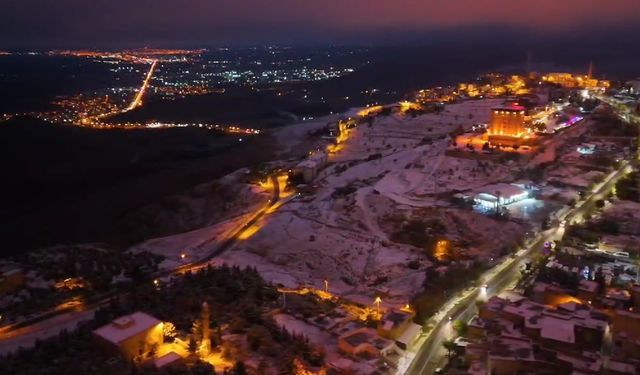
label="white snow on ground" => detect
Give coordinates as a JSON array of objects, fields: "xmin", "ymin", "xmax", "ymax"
[
  {"xmin": 375, "ymin": 153, "xmax": 514, "ymax": 207},
  {"xmin": 128, "ymin": 169, "xmax": 270, "ymax": 267},
  {"xmin": 548, "ymin": 166, "xmax": 605, "ymax": 189},
  {"xmin": 272, "ymin": 113, "xmax": 342, "ymax": 155},
  {"xmin": 130, "ymin": 213, "xmax": 254, "ymax": 269},
  {"xmin": 219, "ymin": 202, "xmax": 420, "ymax": 303},
  {"xmin": 214, "ymin": 100, "xmax": 533, "ymax": 307}
]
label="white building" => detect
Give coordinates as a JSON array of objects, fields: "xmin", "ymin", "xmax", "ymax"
[
  {"xmin": 474, "ymin": 183, "xmax": 529, "ymax": 209},
  {"xmin": 93, "ymin": 311, "xmax": 164, "ymax": 360},
  {"xmin": 294, "ymin": 151, "xmax": 328, "ymax": 183},
  {"xmin": 626, "ymin": 79, "xmax": 640, "ymax": 95}
]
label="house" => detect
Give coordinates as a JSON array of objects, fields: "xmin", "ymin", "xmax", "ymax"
[
  {"xmin": 612, "ymin": 310, "xmax": 640, "ymax": 359},
  {"xmin": 377, "ymin": 309, "xmax": 413, "ymax": 340},
  {"xmin": 487, "ymin": 336, "xmax": 536, "ymax": 375},
  {"xmin": 153, "ymin": 352, "xmax": 183, "ymax": 369},
  {"xmin": 292, "ymin": 151, "xmax": 328, "ymax": 184},
  {"xmin": 577, "ymin": 280, "xmax": 599, "ymax": 302},
  {"xmin": 338, "ymin": 328, "xmax": 394, "ymax": 359},
  {"xmin": 93, "ymin": 312, "xmax": 164, "ymax": 361}
]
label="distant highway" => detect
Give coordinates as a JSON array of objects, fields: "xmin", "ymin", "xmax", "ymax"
[
  {"xmin": 126, "ymin": 59, "xmax": 157, "ymax": 111},
  {"xmin": 85, "ymin": 59, "xmax": 158, "ymax": 124}
]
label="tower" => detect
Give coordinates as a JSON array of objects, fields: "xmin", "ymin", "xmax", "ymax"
[
  {"xmin": 588, "ymin": 61, "xmax": 594, "ymax": 79},
  {"xmin": 200, "ymin": 301, "xmax": 211, "ymax": 355}
]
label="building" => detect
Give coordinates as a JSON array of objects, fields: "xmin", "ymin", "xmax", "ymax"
[
  {"xmin": 473, "ymin": 183, "xmax": 529, "ymax": 209},
  {"xmin": 542, "ymin": 73, "xmax": 610, "ymax": 90},
  {"xmin": 377, "ymin": 310, "xmax": 413, "ymax": 339},
  {"xmin": 153, "ymin": 352, "xmax": 183, "ymax": 369},
  {"xmin": 290, "ymin": 151, "xmax": 328, "ymax": 184},
  {"xmin": 376, "ymin": 309, "xmax": 421, "ymax": 350},
  {"xmin": 93, "ymin": 311, "xmax": 164, "ymax": 361},
  {"xmin": 338, "ymin": 328, "xmax": 395, "ymax": 358},
  {"xmin": 487, "ymin": 104, "xmax": 527, "ymax": 146},
  {"xmin": 611, "ymin": 309, "xmax": 640, "ymax": 358},
  {"xmin": 625, "ymin": 79, "xmax": 640, "ymax": 94},
  {"xmin": 468, "ymin": 294, "xmax": 609, "ymax": 374}
]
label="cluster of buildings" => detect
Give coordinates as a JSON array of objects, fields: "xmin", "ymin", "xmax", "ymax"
[
  {"xmin": 458, "ymin": 238, "xmax": 640, "ymax": 375},
  {"xmin": 462, "ymin": 292, "xmax": 637, "ymax": 375},
  {"xmin": 336, "ymin": 308, "xmax": 422, "ymax": 371},
  {"xmin": 457, "ymin": 74, "xmax": 530, "ymax": 99},
  {"xmin": 541, "ymin": 73, "xmax": 610, "ymax": 90},
  {"xmin": 414, "ymin": 74, "xmax": 530, "ymax": 105}
]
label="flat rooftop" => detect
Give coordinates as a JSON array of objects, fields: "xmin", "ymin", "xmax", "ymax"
[{"xmin": 93, "ymin": 311, "xmax": 161, "ymax": 345}]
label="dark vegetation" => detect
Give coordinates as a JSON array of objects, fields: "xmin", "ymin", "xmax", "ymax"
[
  {"xmin": 0, "ymin": 266, "xmax": 323, "ymax": 375},
  {"xmin": 390, "ymin": 217, "xmax": 449, "ymax": 260},
  {"xmin": 412, "ymin": 264, "xmax": 484, "ymax": 322},
  {"xmin": 2, "ymin": 245, "xmax": 163, "ymax": 324},
  {"xmin": 616, "ymin": 172, "xmax": 640, "ymax": 202},
  {"xmin": 0, "ymin": 117, "xmax": 276, "ymax": 255}
]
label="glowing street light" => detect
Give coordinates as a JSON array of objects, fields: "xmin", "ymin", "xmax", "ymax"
[{"xmin": 374, "ymin": 296, "xmax": 382, "ymax": 316}]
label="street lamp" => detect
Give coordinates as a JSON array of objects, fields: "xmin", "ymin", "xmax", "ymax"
[{"xmin": 374, "ymin": 296, "xmax": 382, "ymax": 317}]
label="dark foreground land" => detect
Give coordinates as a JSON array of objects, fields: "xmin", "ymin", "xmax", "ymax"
[{"xmin": 0, "ymin": 117, "xmax": 276, "ymax": 255}]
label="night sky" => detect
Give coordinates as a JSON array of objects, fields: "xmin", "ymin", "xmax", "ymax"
[{"xmin": 2, "ymin": 0, "xmax": 640, "ymax": 48}]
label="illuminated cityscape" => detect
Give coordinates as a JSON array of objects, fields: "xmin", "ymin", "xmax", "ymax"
[{"xmin": 2, "ymin": 2, "xmax": 640, "ymax": 375}]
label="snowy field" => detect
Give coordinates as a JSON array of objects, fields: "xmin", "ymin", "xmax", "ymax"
[{"xmin": 213, "ymin": 100, "xmax": 531, "ymax": 307}]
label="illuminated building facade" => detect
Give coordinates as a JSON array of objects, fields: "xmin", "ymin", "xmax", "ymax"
[
  {"xmin": 93, "ymin": 312, "xmax": 164, "ymax": 361},
  {"xmin": 487, "ymin": 104, "xmax": 526, "ymax": 146},
  {"xmin": 542, "ymin": 72, "xmax": 610, "ymax": 89}
]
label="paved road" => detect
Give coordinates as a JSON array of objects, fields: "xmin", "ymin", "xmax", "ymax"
[{"xmin": 405, "ymin": 159, "xmax": 634, "ymax": 375}]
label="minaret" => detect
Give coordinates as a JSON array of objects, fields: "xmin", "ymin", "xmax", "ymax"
[
  {"xmin": 200, "ymin": 301, "xmax": 211, "ymax": 355},
  {"xmin": 587, "ymin": 61, "xmax": 594, "ymax": 79}
]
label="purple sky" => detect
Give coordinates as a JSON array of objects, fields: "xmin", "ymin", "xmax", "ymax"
[{"xmin": 2, "ymin": 0, "xmax": 640, "ymax": 48}]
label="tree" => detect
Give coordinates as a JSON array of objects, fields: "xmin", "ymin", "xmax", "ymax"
[
  {"xmin": 257, "ymin": 359, "xmax": 269, "ymax": 374},
  {"xmin": 163, "ymin": 322, "xmax": 177, "ymax": 342},
  {"xmin": 192, "ymin": 319, "xmax": 203, "ymax": 339},
  {"xmin": 443, "ymin": 339, "xmax": 457, "ymax": 357},
  {"xmin": 452, "ymin": 320, "xmax": 468, "ymax": 335},
  {"xmin": 247, "ymin": 325, "xmax": 271, "ymax": 351},
  {"xmin": 188, "ymin": 335, "xmax": 198, "ymax": 355},
  {"xmin": 192, "ymin": 361, "xmax": 216, "ymax": 375},
  {"xmin": 233, "ymin": 361, "xmax": 247, "ymax": 375}
]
